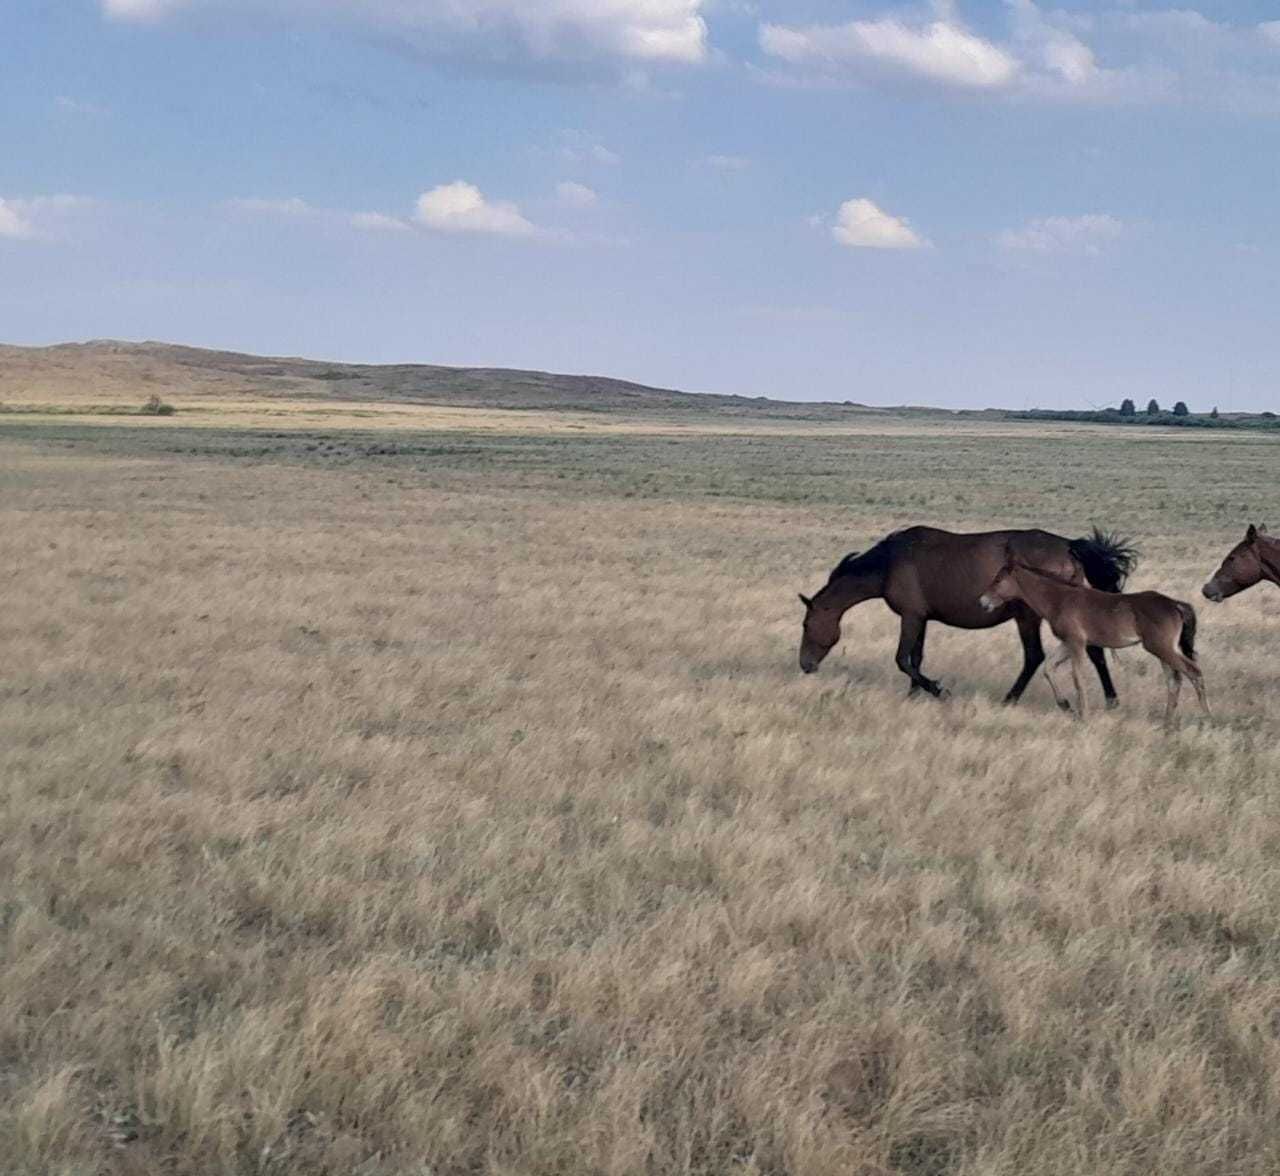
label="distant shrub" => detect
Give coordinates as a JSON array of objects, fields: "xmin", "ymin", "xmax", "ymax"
[
  {"xmin": 1211, "ymin": 406, "xmax": 1220, "ymax": 419},
  {"xmin": 140, "ymin": 394, "xmax": 176, "ymax": 416},
  {"xmin": 1173, "ymin": 401, "xmax": 1189, "ymax": 416},
  {"xmin": 1146, "ymin": 399, "xmax": 1161, "ymax": 415},
  {"xmin": 1118, "ymin": 398, "xmax": 1136, "ymax": 416}
]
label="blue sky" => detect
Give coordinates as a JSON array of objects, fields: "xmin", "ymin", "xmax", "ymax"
[{"xmin": 3, "ymin": 1, "xmax": 1279, "ymax": 409}]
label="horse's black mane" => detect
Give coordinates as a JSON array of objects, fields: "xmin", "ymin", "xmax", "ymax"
[{"xmin": 827, "ymin": 531, "xmax": 903, "ymax": 585}]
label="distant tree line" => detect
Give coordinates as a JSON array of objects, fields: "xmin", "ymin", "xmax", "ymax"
[{"xmin": 1010, "ymin": 400, "xmax": 1280, "ymax": 430}]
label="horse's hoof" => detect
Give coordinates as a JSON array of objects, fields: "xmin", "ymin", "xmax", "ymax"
[
  {"xmin": 1105, "ymin": 698, "xmax": 1120, "ymax": 711},
  {"xmin": 935, "ymin": 687, "xmax": 951, "ymax": 701},
  {"xmin": 1057, "ymin": 700, "xmax": 1073, "ymax": 713}
]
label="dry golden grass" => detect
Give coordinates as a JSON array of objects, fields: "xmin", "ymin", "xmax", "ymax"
[{"xmin": 3, "ymin": 413, "xmax": 1280, "ymax": 1175}]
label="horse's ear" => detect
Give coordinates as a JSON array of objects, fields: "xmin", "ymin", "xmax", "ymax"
[
  {"xmin": 798, "ymin": 593, "xmax": 813, "ymax": 608},
  {"xmin": 1258, "ymin": 524, "xmax": 1269, "ymax": 535},
  {"xmin": 1248, "ymin": 524, "xmax": 1259, "ymax": 541}
]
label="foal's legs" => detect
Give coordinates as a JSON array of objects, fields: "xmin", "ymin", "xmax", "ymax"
[
  {"xmin": 896, "ymin": 615, "xmax": 947, "ymax": 698},
  {"xmin": 1147, "ymin": 633, "xmax": 1210, "ymax": 725},
  {"xmin": 1087, "ymin": 645, "xmax": 1119, "ymax": 709},
  {"xmin": 1003, "ymin": 611, "xmax": 1046, "ymax": 705},
  {"xmin": 1159, "ymin": 662, "xmax": 1183, "ymax": 727},
  {"xmin": 1042, "ymin": 645, "xmax": 1072, "ymax": 712},
  {"xmin": 1067, "ymin": 642, "xmax": 1089, "ymax": 721},
  {"xmin": 1187, "ymin": 662, "xmax": 1211, "ymax": 717}
]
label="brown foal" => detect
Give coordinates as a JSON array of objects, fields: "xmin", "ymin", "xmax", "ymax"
[{"xmin": 979, "ymin": 560, "xmax": 1209, "ymax": 725}]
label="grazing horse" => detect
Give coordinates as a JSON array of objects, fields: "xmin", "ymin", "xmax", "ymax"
[
  {"xmin": 980, "ymin": 559, "xmax": 1208, "ymax": 725},
  {"xmin": 797, "ymin": 526, "xmax": 1137, "ymax": 704},
  {"xmin": 1202, "ymin": 524, "xmax": 1280, "ymax": 602}
]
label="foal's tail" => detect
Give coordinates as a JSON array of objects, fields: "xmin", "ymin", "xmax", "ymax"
[
  {"xmin": 1176, "ymin": 601, "xmax": 1198, "ymax": 662},
  {"xmin": 1070, "ymin": 527, "xmax": 1139, "ymax": 593}
]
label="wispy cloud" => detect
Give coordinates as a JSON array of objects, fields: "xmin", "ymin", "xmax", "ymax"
[
  {"xmin": 556, "ymin": 181, "xmax": 599, "ymax": 210},
  {"xmin": 225, "ymin": 197, "xmax": 318, "ymax": 219},
  {"xmin": 0, "ymin": 195, "xmax": 93, "ymax": 241},
  {"xmin": 101, "ymin": 0, "xmax": 710, "ymax": 80},
  {"xmin": 703, "ymin": 153, "xmax": 751, "ymax": 172},
  {"xmin": 556, "ymin": 131, "xmax": 622, "ymax": 167},
  {"xmin": 998, "ymin": 213, "xmax": 1124, "ymax": 255},
  {"xmin": 55, "ymin": 95, "xmax": 110, "ymax": 117},
  {"xmin": 349, "ymin": 211, "xmax": 411, "ymax": 233}
]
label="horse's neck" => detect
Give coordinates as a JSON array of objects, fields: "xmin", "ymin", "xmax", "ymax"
[
  {"xmin": 821, "ymin": 571, "xmax": 883, "ymax": 614},
  {"xmin": 1258, "ymin": 537, "xmax": 1280, "ymax": 584},
  {"xmin": 1013, "ymin": 567, "xmax": 1068, "ymax": 617}
]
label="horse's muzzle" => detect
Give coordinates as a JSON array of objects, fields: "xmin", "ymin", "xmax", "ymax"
[
  {"xmin": 798, "ymin": 654, "xmax": 819, "ymax": 674},
  {"xmin": 978, "ymin": 593, "xmax": 998, "ymax": 612},
  {"xmin": 1201, "ymin": 581, "xmax": 1224, "ymax": 603}
]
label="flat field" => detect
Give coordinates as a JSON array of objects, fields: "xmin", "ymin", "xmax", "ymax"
[{"xmin": 4, "ymin": 407, "xmax": 1280, "ymax": 1176}]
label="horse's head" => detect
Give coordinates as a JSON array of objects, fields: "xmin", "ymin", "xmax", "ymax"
[
  {"xmin": 1203, "ymin": 524, "xmax": 1268, "ymax": 602},
  {"xmin": 797, "ymin": 592, "xmax": 841, "ymax": 673},
  {"xmin": 979, "ymin": 559, "xmax": 1021, "ymax": 612}
]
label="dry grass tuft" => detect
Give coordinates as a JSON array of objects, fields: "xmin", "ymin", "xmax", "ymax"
[{"xmin": 3, "ymin": 416, "xmax": 1280, "ymax": 1175}]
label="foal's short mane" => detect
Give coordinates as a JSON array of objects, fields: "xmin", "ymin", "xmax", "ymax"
[{"xmin": 827, "ymin": 531, "xmax": 902, "ymax": 585}]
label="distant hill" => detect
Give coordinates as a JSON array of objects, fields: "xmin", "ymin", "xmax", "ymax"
[{"xmin": 0, "ymin": 340, "xmax": 897, "ymax": 420}]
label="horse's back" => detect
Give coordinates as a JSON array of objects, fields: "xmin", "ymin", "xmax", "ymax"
[{"xmin": 884, "ymin": 527, "xmax": 1068, "ymax": 627}]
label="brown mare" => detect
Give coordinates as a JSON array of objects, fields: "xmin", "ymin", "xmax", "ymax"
[
  {"xmin": 979, "ymin": 559, "xmax": 1208, "ymax": 725},
  {"xmin": 797, "ymin": 526, "xmax": 1137, "ymax": 704},
  {"xmin": 1202, "ymin": 524, "xmax": 1280, "ymax": 602}
]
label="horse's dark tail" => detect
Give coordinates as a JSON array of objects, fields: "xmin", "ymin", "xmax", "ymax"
[
  {"xmin": 1177, "ymin": 601, "xmax": 1198, "ymax": 662},
  {"xmin": 1069, "ymin": 527, "xmax": 1139, "ymax": 593}
]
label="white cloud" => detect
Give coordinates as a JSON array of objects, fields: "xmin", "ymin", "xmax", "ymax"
[
  {"xmin": 350, "ymin": 211, "xmax": 411, "ymax": 232},
  {"xmin": 225, "ymin": 188, "xmax": 548, "ymax": 241},
  {"xmin": 832, "ymin": 199, "xmax": 929, "ymax": 250},
  {"xmin": 761, "ymin": 14, "xmax": 1019, "ymax": 90},
  {"xmin": 556, "ymin": 181, "xmax": 598, "ymax": 209},
  {"xmin": 759, "ymin": 2, "xmax": 1280, "ymax": 111},
  {"xmin": 0, "ymin": 195, "xmax": 92, "ymax": 241},
  {"xmin": 704, "ymin": 153, "xmax": 750, "ymax": 171},
  {"xmin": 414, "ymin": 181, "xmax": 538, "ymax": 237},
  {"xmin": 101, "ymin": 1, "xmax": 709, "ymax": 70},
  {"xmin": 998, "ymin": 213, "xmax": 1124, "ymax": 254}
]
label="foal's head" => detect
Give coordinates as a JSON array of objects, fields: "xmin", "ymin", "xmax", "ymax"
[
  {"xmin": 797, "ymin": 591, "xmax": 841, "ymax": 673},
  {"xmin": 978, "ymin": 560, "xmax": 1022, "ymax": 612},
  {"xmin": 1203, "ymin": 524, "xmax": 1269, "ymax": 602}
]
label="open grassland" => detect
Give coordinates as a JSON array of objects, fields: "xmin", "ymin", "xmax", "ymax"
[{"xmin": 4, "ymin": 413, "xmax": 1280, "ymax": 1176}]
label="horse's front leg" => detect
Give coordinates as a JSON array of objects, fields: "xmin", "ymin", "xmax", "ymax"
[
  {"xmin": 1003, "ymin": 611, "xmax": 1045, "ymax": 705},
  {"xmin": 1087, "ymin": 645, "xmax": 1119, "ymax": 709},
  {"xmin": 896, "ymin": 615, "xmax": 947, "ymax": 699}
]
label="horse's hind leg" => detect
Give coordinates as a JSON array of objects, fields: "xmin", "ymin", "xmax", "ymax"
[
  {"xmin": 896, "ymin": 616, "xmax": 947, "ymax": 699},
  {"xmin": 1087, "ymin": 644, "xmax": 1119, "ymax": 709},
  {"xmin": 1003, "ymin": 611, "xmax": 1045, "ymax": 705}
]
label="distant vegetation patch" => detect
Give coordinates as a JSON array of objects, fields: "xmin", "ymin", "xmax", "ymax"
[{"xmin": 140, "ymin": 394, "xmax": 177, "ymax": 416}]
